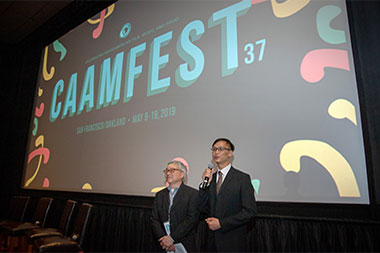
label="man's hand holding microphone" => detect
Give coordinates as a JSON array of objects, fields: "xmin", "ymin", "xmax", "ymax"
[{"xmin": 200, "ymin": 163, "xmax": 214, "ymax": 189}]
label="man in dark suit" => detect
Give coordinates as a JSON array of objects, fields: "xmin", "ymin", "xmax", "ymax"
[
  {"xmin": 199, "ymin": 138, "xmax": 257, "ymax": 252},
  {"xmin": 151, "ymin": 160, "xmax": 199, "ymax": 252}
]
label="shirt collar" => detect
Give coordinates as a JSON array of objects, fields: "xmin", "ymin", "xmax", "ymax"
[
  {"xmin": 167, "ymin": 182, "xmax": 181, "ymax": 193},
  {"xmin": 218, "ymin": 163, "xmax": 231, "ymax": 177}
]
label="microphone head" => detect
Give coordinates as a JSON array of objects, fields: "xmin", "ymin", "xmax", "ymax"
[{"xmin": 208, "ymin": 163, "xmax": 214, "ymax": 169}]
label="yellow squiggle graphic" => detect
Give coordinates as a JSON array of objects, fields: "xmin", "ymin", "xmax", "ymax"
[
  {"xmin": 280, "ymin": 140, "xmax": 360, "ymax": 197},
  {"xmin": 328, "ymin": 99, "xmax": 357, "ymax": 126},
  {"xmin": 271, "ymin": 0, "xmax": 310, "ymax": 18},
  {"xmin": 87, "ymin": 4, "xmax": 115, "ymax": 24},
  {"xmin": 42, "ymin": 46, "xmax": 55, "ymax": 81},
  {"xmin": 25, "ymin": 135, "xmax": 45, "ymax": 187},
  {"xmin": 151, "ymin": 186, "xmax": 166, "ymax": 193},
  {"xmin": 38, "ymin": 88, "xmax": 43, "ymax": 96}
]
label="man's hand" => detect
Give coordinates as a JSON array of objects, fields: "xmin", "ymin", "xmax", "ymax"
[
  {"xmin": 202, "ymin": 168, "xmax": 213, "ymax": 183},
  {"xmin": 205, "ymin": 217, "xmax": 221, "ymax": 231},
  {"xmin": 168, "ymin": 244, "xmax": 176, "ymax": 252},
  {"xmin": 159, "ymin": 235, "xmax": 174, "ymax": 251}
]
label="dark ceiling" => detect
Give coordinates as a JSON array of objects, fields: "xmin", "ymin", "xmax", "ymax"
[{"xmin": 0, "ymin": 1, "xmax": 73, "ymax": 46}]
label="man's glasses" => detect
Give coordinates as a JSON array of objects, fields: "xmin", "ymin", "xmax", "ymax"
[
  {"xmin": 211, "ymin": 147, "xmax": 231, "ymax": 152},
  {"xmin": 163, "ymin": 168, "xmax": 182, "ymax": 174}
]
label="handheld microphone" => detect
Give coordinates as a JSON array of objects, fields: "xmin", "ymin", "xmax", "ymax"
[{"xmin": 200, "ymin": 163, "xmax": 214, "ymax": 189}]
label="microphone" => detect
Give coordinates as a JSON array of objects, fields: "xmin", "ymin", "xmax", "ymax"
[{"xmin": 200, "ymin": 163, "xmax": 214, "ymax": 189}]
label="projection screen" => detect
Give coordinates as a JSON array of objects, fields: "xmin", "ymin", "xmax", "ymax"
[{"xmin": 22, "ymin": 0, "xmax": 369, "ymax": 204}]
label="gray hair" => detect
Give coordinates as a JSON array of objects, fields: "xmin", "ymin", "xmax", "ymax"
[{"xmin": 167, "ymin": 160, "xmax": 188, "ymax": 184}]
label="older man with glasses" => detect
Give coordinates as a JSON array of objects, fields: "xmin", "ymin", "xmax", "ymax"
[
  {"xmin": 199, "ymin": 138, "xmax": 257, "ymax": 252},
  {"xmin": 151, "ymin": 160, "xmax": 199, "ymax": 252}
]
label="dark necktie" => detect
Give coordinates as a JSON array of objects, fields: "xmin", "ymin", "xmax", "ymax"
[{"xmin": 216, "ymin": 171, "xmax": 223, "ymax": 194}]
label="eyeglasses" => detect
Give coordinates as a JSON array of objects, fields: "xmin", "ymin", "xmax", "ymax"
[
  {"xmin": 163, "ymin": 168, "xmax": 182, "ymax": 174},
  {"xmin": 211, "ymin": 147, "xmax": 231, "ymax": 152}
]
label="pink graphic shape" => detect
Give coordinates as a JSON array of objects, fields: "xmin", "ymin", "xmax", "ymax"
[
  {"xmin": 42, "ymin": 178, "xmax": 50, "ymax": 188},
  {"xmin": 172, "ymin": 157, "xmax": 189, "ymax": 173},
  {"xmin": 28, "ymin": 147, "xmax": 50, "ymax": 164},
  {"xmin": 252, "ymin": 0, "xmax": 267, "ymax": 5},
  {"xmin": 92, "ymin": 9, "xmax": 105, "ymax": 39},
  {"xmin": 300, "ymin": 49, "xmax": 349, "ymax": 83},
  {"xmin": 35, "ymin": 103, "xmax": 45, "ymax": 117}
]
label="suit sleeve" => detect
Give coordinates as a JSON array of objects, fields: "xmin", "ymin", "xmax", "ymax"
[
  {"xmin": 151, "ymin": 193, "xmax": 167, "ymax": 240},
  {"xmin": 198, "ymin": 186, "xmax": 209, "ymax": 215},
  {"xmin": 219, "ymin": 173, "xmax": 257, "ymax": 232},
  {"xmin": 170, "ymin": 189, "xmax": 200, "ymax": 242}
]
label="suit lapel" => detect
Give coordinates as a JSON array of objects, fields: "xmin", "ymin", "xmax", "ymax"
[
  {"xmin": 218, "ymin": 167, "xmax": 235, "ymax": 196},
  {"xmin": 170, "ymin": 183, "xmax": 184, "ymax": 211},
  {"xmin": 210, "ymin": 171, "xmax": 217, "ymax": 196},
  {"xmin": 163, "ymin": 189, "xmax": 170, "ymax": 218}
]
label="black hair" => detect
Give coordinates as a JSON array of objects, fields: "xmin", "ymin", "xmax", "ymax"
[{"xmin": 212, "ymin": 138, "xmax": 235, "ymax": 151}]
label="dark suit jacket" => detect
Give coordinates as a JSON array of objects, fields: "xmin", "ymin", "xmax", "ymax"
[
  {"xmin": 151, "ymin": 183, "xmax": 200, "ymax": 252},
  {"xmin": 199, "ymin": 166, "xmax": 257, "ymax": 252}
]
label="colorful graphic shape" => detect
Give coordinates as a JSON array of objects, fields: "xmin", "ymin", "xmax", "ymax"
[
  {"xmin": 328, "ymin": 98, "xmax": 357, "ymax": 125},
  {"xmin": 317, "ymin": 5, "xmax": 346, "ymax": 45},
  {"xmin": 93, "ymin": 9, "xmax": 105, "ymax": 39},
  {"xmin": 82, "ymin": 183, "xmax": 93, "ymax": 190},
  {"xmin": 280, "ymin": 140, "xmax": 360, "ymax": 197},
  {"xmin": 35, "ymin": 103, "xmax": 45, "ymax": 117},
  {"xmin": 87, "ymin": 4, "xmax": 114, "ymax": 24},
  {"xmin": 87, "ymin": 4, "xmax": 115, "ymax": 39},
  {"xmin": 32, "ymin": 118, "xmax": 38, "ymax": 136},
  {"xmin": 38, "ymin": 88, "xmax": 43, "ymax": 96},
  {"xmin": 251, "ymin": 179, "xmax": 260, "ymax": 194},
  {"xmin": 53, "ymin": 40, "xmax": 67, "ymax": 61},
  {"xmin": 151, "ymin": 186, "xmax": 166, "ymax": 193},
  {"xmin": 32, "ymin": 103, "xmax": 45, "ymax": 136},
  {"xmin": 42, "ymin": 178, "xmax": 50, "ymax": 188},
  {"xmin": 300, "ymin": 49, "xmax": 349, "ymax": 83},
  {"xmin": 251, "ymin": 0, "xmax": 267, "ymax": 5},
  {"xmin": 25, "ymin": 135, "xmax": 50, "ymax": 187},
  {"xmin": 42, "ymin": 46, "xmax": 55, "ymax": 81},
  {"xmin": 120, "ymin": 22, "xmax": 131, "ymax": 39},
  {"xmin": 271, "ymin": 0, "xmax": 310, "ymax": 18}
]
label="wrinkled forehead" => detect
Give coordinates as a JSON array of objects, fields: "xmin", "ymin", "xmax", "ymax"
[{"xmin": 167, "ymin": 163, "xmax": 179, "ymax": 169}]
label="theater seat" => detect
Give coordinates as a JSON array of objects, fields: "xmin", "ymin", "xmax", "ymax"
[
  {"xmin": 26, "ymin": 200, "xmax": 77, "ymax": 252},
  {"xmin": 33, "ymin": 203, "xmax": 93, "ymax": 253},
  {"xmin": 0, "ymin": 196, "xmax": 30, "ymax": 249},
  {"xmin": 0, "ymin": 197, "xmax": 53, "ymax": 251}
]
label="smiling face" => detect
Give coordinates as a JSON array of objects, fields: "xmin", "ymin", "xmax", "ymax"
[
  {"xmin": 165, "ymin": 163, "xmax": 184, "ymax": 188},
  {"xmin": 212, "ymin": 140, "xmax": 233, "ymax": 169}
]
